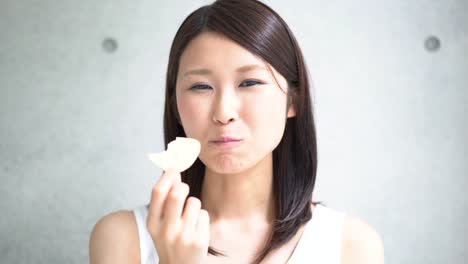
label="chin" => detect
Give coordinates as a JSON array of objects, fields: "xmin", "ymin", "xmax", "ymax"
[{"xmin": 203, "ymin": 154, "xmax": 249, "ymax": 174}]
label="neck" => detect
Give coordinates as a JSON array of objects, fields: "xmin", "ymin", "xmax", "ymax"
[{"xmin": 200, "ymin": 153, "xmax": 276, "ymax": 225}]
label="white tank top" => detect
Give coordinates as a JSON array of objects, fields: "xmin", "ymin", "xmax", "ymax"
[{"xmin": 133, "ymin": 203, "xmax": 345, "ymax": 264}]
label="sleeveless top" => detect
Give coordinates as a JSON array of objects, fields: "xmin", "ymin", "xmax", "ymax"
[{"xmin": 132, "ymin": 203, "xmax": 346, "ymax": 264}]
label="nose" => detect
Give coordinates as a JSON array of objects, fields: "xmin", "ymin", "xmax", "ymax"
[{"xmin": 212, "ymin": 90, "xmax": 239, "ymax": 125}]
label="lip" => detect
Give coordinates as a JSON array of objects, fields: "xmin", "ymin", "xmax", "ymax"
[
  {"xmin": 211, "ymin": 140, "xmax": 242, "ymax": 148},
  {"xmin": 211, "ymin": 136, "xmax": 241, "ymax": 143}
]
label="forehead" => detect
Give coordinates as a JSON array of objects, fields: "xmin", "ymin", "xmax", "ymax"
[{"xmin": 178, "ymin": 31, "xmax": 265, "ymax": 72}]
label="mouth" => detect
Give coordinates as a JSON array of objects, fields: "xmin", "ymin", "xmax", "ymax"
[
  {"xmin": 210, "ymin": 137, "xmax": 243, "ymax": 148},
  {"xmin": 211, "ymin": 136, "xmax": 241, "ymax": 143}
]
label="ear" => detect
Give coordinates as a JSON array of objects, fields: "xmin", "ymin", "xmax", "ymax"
[
  {"xmin": 287, "ymin": 103, "xmax": 296, "ymax": 118},
  {"xmin": 287, "ymin": 95, "xmax": 296, "ymax": 118}
]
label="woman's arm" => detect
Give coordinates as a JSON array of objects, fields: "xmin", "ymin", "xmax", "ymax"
[
  {"xmin": 341, "ymin": 216, "xmax": 385, "ymax": 264},
  {"xmin": 89, "ymin": 210, "xmax": 140, "ymax": 264}
]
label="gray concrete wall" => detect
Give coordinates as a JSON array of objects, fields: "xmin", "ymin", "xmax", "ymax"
[{"xmin": 0, "ymin": 0, "xmax": 466, "ymax": 263}]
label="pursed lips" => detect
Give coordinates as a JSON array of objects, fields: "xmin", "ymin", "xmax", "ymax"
[{"xmin": 211, "ymin": 136, "xmax": 241, "ymax": 143}]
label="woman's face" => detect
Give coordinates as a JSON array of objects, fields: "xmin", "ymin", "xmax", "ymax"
[{"xmin": 175, "ymin": 31, "xmax": 295, "ymax": 174}]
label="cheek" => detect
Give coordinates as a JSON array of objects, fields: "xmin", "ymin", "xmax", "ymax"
[
  {"xmin": 244, "ymin": 95, "xmax": 287, "ymax": 138},
  {"xmin": 248, "ymin": 92, "xmax": 286, "ymax": 117},
  {"xmin": 177, "ymin": 96, "xmax": 195, "ymax": 120},
  {"xmin": 177, "ymin": 96, "xmax": 208, "ymax": 136}
]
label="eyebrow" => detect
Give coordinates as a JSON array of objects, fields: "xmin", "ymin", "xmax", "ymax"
[{"xmin": 182, "ymin": 64, "xmax": 267, "ymax": 78}]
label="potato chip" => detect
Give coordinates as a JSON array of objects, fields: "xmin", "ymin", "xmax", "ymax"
[{"xmin": 147, "ymin": 137, "xmax": 201, "ymax": 172}]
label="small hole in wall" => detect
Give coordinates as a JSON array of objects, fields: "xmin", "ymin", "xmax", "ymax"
[
  {"xmin": 102, "ymin": 37, "xmax": 118, "ymax": 53},
  {"xmin": 424, "ymin": 36, "xmax": 441, "ymax": 52}
]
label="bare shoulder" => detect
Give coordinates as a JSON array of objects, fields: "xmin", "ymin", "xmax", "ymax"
[
  {"xmin": 89, "ymin": 210, "xmax": 140, "ymax": 264},
  {"xmin": 340, "ymin": 215, "xmax": 385, "ymax": 264}
]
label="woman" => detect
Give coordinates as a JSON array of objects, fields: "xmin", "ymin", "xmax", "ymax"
[{"xmin": 89, "ymin": 0, "xmax": 385, "ymax": 263}]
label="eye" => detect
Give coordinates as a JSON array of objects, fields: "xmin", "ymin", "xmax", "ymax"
[
  {"xmin": 240, "ymin": 79, "xmax": 263, "ymax": 87},
  {"xmin": 189, "ymin": 84, "xmax": 211, "ymax": 90},
  {"xmin": 189, "ymin": 79, "xmax": 263, "ymax": 90}
]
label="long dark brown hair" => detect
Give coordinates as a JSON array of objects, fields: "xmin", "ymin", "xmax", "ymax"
[{"xmin": 162, "ymin": 0, "xmax": 320, "ymax": 263}]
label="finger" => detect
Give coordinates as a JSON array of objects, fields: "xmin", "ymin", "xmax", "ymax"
[
  {"xmin": 166, "ymin": 169, "xmax": 181, "ymax": 184},
  {"xmin": 182, "ymin": 197, "xmax": 201, "ymax": 232},
  {"xmin": 147, "ymin": 170, "xmax": 178, "ymax": 225},
  {"xmin": 196, "ymin": 209, "xmax": 210, "ymax": 243},
  {"xmin": 163, "ymin": 182, "xmax": 190, "ymax": 226}
]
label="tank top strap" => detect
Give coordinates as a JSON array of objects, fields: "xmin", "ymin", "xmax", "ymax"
[
  {"xmin": 288, "ymin": 204, "xmax": 346, "ymax": 264},
  {"xmin": 132, "ymin": 205, "xmax": 159, "ymax": 264}
]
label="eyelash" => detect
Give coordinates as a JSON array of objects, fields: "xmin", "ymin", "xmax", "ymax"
[{"xmin": 189, "ymin": 79, "xmax": 263, "ymax": 90}]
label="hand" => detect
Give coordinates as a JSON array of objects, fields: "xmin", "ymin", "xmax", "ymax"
[{"xmin": 147, "ymin": 169, "xmax": 210, "ymax": 264}]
